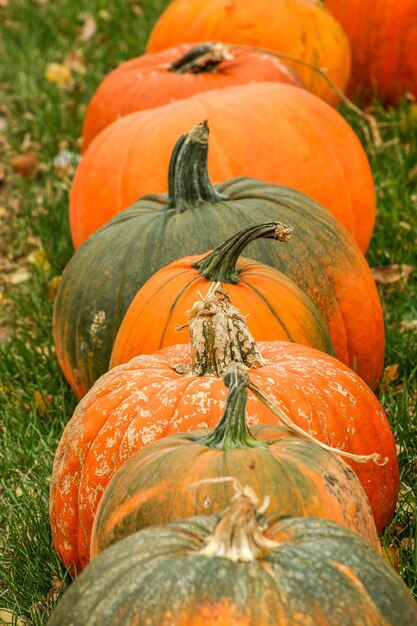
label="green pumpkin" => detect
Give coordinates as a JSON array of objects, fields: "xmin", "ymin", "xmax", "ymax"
[
  {"xmin": 54, "ymin": 121, "xmax": 383, "ymax": 397},
  {"xmin": 48, "ymin": 490, "xmax": 417, "ymax": 626}
]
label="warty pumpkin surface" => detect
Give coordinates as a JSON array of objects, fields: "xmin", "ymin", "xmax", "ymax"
[
  {"xmin": 82, "ymin": 41, "xmax": 302, "ymax": 150},
  {"xmin": 110, "ymin": 222, "xmax": 334, "ymax": 366},
  {"xmin": 326, "ymin": 0, "xmax": 417, "ymax": 104},
  {"xmin": 56, "ymin": 122, "xmax": 383, "ymax": 399},
  {"xmin": 146, "ymin": 0, "xmax": 351, "ymax": 107},
  {"xmin": 50, "ymin": 290, "xmax": 398, "ymax": 573},
  {"xmin": 48, "ymin": 493, "xmax": 417, "ymax": 626},
  {"xmin": 70, "ymin": 82, "xmax": 375, "ymax": 252},
  {"xmin": 90, "ymin": 363, "xmax": 379, "ymax": 558}
]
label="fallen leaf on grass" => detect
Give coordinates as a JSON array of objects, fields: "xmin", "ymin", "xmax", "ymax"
[
  {"xmin": 48, "ymin": 275, "xmax": 62, "ymax": 300},
  {"xmin": 12, "ymin": 152, "xmax": 41, "ymax": 179},
  {"xmin": 78, "ymin": 13, "xmax": 97, "ymax": 42},
  {"xmin": 47, "ymin": 577, "xmax": 66, "ymax": 603},
  {"xmin": 0, "ymin": 609, "xmax": 25, "ymax": 626},
  {"xmin": 371, "ymin": 264, "xmax": 413, "ymax": 285},
  {"xmin": 33, "ymin": 390, "xmax": 52, "ymax": 415},
  {"xmin": 27, "ymin": 247, "xmax": 51, "ymax": 274},
  {"xmin": 400, "ymin": 319, "xmax": 417, "ymax": 333},
  {"xmin": 379, "ymin": 363, "xmax": 400, "ymax": 392},
  {"xmin": 381, "ymin": 545, "xmax": 401, "ymax": 571},
  {"xmin": 44, "ymin": 62, "xmax": 72, "ymax": 85},
  {"xmin": 9, "ymin": 267, "xmax": 30, "ymax": 285},
  {"xmin": 64, "ymin": 50, "xmax": 86, "ymax": 74}
]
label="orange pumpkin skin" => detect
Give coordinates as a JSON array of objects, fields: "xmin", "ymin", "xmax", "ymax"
[
  {"xmin": 146, "ymin": 0, "xmax": 351, "ymax": 106},
  {"xmin": 326, "ymin": 0, "xmax": 417, "ymax": 104},
  {"xmin": 70, "ymin": 83, "xmax": 375, "ymax": 252},
  {"xmin": 110, "ymin": 223, "xmax": 334, "ymax": 366},
  {"xmin": 82, "ymin": 42, "xmax": 302, "ymax": 151},
  {"xmin": 50, "ymin": 341, "xmax": 398, "ymax": 573}
]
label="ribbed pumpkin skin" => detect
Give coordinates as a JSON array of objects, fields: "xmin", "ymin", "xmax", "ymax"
[
  {"xmin": 90, "ymin": 425, "xmax": 380, "ymax": 558},
  {"xmin": 70, "ymin": 83, "xmax": 375, "ymax": 252},
  {"xmin": 50, "ymin": 342, "xmax": 398, "ymax": 572},
  {"xmin": 56, "ymin": 178, "xmax": 383, "ymax": 398},
  {"xmin": 48, "ymin": 517, "xmax": 417, "ymax": 626},
  {"xmin": 82, "ymin": 43, "xmax": 302, "ymax": 150},
  {"xmin": 110, "ymin": 253, "xmax": 334, "ymax": 366},
  {"xmin": 146, "ymin": 0, "xmax": 351, "ymax": 107},
  {"xmin": 326, "ymin": 0, "xmax": 417, "ymax": 104}
]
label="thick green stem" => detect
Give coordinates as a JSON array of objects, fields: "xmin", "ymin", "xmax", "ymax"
[
  {"xmin": 197, "ymin": 363, "xmax": 264, "ymax": 449},
  {"xmin": 167, "ymin": 121, "xmax": 228, "ymax": 212},
  {"xmin": 194, "ymin": 222, "xmax": 293, "ymax": 283},
  {"xmin": 168, "ymin": 42, "xmax": 231, "ymax": 74}
]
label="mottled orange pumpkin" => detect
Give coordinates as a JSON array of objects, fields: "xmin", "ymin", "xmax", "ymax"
[
  {"xmin": 90, "ymin": 364, "xmax": 379, "ymax": 558},
  {"xmin": 110, "ymin": 222, "xmax": 334, "ymax": 366},
  {"xmin": 70, "ymin": 83, "xmax": 375, "ymax": 252},
  {"xmin": 50, "ymin": 290, "xmax": 398, "ymax": 573},
  {"xmin": 146, "ymin": 0, "xmax": 351, "ymax": 106},
  {"xmin": 326, "ymin": 0, "xmax": 417, "ymax": 104},
  {"xmin": 82, "ymin": 42, "xmax": 302, "ymax": 150}
]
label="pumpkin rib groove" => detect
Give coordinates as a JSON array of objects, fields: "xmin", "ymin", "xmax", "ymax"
[{"xmin": 238, "ymin": 278, "xmax": 294, "ymax": 342}]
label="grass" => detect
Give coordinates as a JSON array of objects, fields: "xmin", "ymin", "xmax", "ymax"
[{"xmin": 0, "ymin": 0, "xmax": 416, "ymax": 622}]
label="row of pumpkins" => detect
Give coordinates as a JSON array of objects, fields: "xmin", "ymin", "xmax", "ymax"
[{"xmin": 46, "ymin": 0, "xmax": 417, "ymax": 623}]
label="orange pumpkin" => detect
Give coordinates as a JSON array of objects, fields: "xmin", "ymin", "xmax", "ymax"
[
  {"xmin": 50, "ymin": 289, "xmax": 398, "ymax": 573},
  {"xmin": 326, "ymin": 0, "xmax": 417, "ymax": 104},
  {"xmin": 146, "ymin": 0, "xmax": 351, "ymax": 106},
  {"xmin": 82, "ymin": 42, "xmax": 302, "ymax": 150},
  {"xmin": 110, "ymin": 222, "xmax": 335, "ymax": 366},
  {"xmin": 70, "ymin": 82, "xmax": 375, "ymax": 252},
  {"xmin": 90, "ymin": 364, "xmax": 380, "ymax": 558}
]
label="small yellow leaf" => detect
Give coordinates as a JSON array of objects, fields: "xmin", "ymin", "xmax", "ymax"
[
  {"xmin": 15, "ymin": 486, "xmax": 23, "ymax": 498},
  {"xmin": 371, "ymin": 264, "xmax": 413, "ymax": 285},
  {"xmin": 379, "ymin": 363, "xmax": 400, "ymax": 391},
  {"xmin": 48, "ymin": 275, "xmax": 62, "ymax": 301},
  {"xmin": 44, "ymin": 62, "xmax": 72, "ymax": 85},
  {"xmin": 381, "ymin": 545, "xmax": 401, "ymax": 571},
  {"xmin": 27, "ymin": 247, "xmax": 51, "ymax": 273},
  {"xmin": 33, "ymin": 390, "xmax": 52, "ymax": 414}
]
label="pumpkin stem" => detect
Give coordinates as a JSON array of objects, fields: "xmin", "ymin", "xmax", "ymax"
[
  {"xmin": 194, "ymin": 222, "xmax": 293, "ymax": 283},
  {"xmin": 167, "ymin": 121, "xmax": 228, "ymax": 212},
  {"xmin": 196, "ymin": 363, "xmax": 266, "ymax": 449},
  {"xmin": 168, "ymin": 42, "xmax": 232, "ymax": 74},
  {"xmin": 248, "ymin": 381, "xmax": 389, "ymax": 467},
  {"xmin": 174, "ymin": 282, "xmax": 266, "ymax": 376},
  {"xmin": 199, "ymin": 480, "xmax": 277, "ymax": 562}
]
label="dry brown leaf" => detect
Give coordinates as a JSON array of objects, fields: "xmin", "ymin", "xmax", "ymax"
[
  {"xmin": 131, "ymin": 3, "xmax": 143, "ymax": 17},
  {"xmin": 371, "ymin": 264, "xmax": 413, "ymax": 285},
  {"xmin": 78, "ymin": 13, "xmax": 97, "ymax": 42},
  {"xmin": 11, "ymin": 152, "xmax": 40, "ymax": 179},
  {"xmin": 409, "ymin": 164, "xmax": 417, "ymax": 181},
  {"xmin": 64, "ymin": 50, "xmax": 86, "ymax": 74},
  {"xmin": 44, "ymin": 62, "xmax": 72, "ymax": 85},
  {"xmin": 47, "ymin": 577, "xmax": 66, "ymax": 603}
]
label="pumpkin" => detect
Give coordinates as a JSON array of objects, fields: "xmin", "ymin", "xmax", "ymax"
[
  {"xmin": 110, "ymin": 222, "xmax": 334, "ymax": 366},
  {"xmin": 90, "ymin": 363, "xmax": 379, "ymax": 558},
  {"xmin": 146, "ymin": 0, "xmax": 351, "ymax": 107},
  {"xmin": 70, "ymin": 83, "xmax": 375, "ymax": 251},
  {"xmin": 56, "ymin": 122, "xmax": 382, "ymax": 398},
  {"xmin": 48, "ymin": 490, "xmax": 417, "ymax": 626},
  {"xmin": 326, "ymin": 0, "xmax": 417, "ymax": 104},
  {"xmin": 82, "ymin": 41, "xmax": 302, "ymax": 150},
  {"xmin": 50, "ymin": 288, "xmax": 398, "ymax": 573}
]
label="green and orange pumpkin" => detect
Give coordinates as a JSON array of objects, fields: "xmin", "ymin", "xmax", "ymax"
[{"xmin": 48, "ymin": 490, "xmax": 417, "ymax": 626}]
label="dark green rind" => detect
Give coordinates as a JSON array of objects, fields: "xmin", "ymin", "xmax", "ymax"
[
  {"xmin": 54, "ymin": 177, "xmax": 366, "ymax": 395},
  {"xmin": 48, "ymin": 515, "xmax": 417, "ymax": 626}
]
